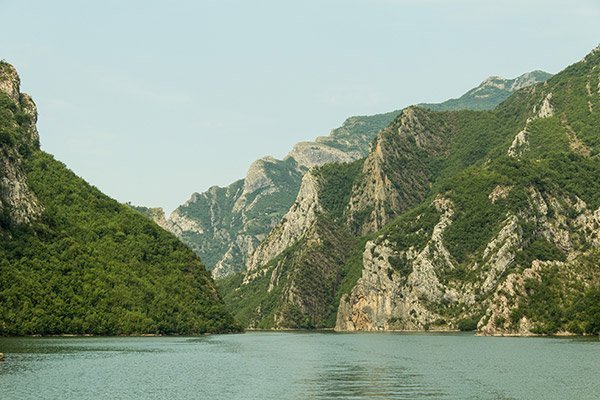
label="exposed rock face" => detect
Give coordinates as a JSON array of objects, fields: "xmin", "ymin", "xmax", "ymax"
[
  {"xmin": 245, "ymin": 170, "xmax": 322, "ymax": 278},
  {"xmin": 0, "ymin": 149, "xmax": 43, "ymax": 225},
  {"xmin": 225, "ymin": 165, "xmax": 357, "ymax": 329},
  {"xmin": 0, "ymin": 63, "xmax": 20, "ymax": 102},
  {"xmin": 129, "ymin": 206, "xmax": 172, "ymax": 231},
  {"xmin": 286, "ymin": 142, "xmax": 357, "ymax": 170},
  {"xmin": 508, "ymin": 91, "xmax": 556, "ymax": 158},
  {"xmin": 0, "ymin": 62, "xmax": 43, "ymax": 227},
  {"xmin": 337, "ymin": 197, "xmax": 465, "ymax": 331},
  {"xmin": 477, "ymin": 260, "xmax": 544, "ymax": 336},
  {"xmin": 337, "ymin": 189, "xmax": 600, "ymax": 334},
  {"xmin": 218, "ymin": 67, "xmax": 562, "ymax": 330}
]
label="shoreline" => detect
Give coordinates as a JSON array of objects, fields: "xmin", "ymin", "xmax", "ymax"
[{"xmin": 2, "ymin": 329, "xmax": 597, "ymax": 339}]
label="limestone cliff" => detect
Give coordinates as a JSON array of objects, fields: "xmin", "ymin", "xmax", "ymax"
[
  {"xmin": 220, "ymin": 162, "xmax": 361, "ymax": 329},
  {"xmin": 347, "ymin": 107, "xmax": 454, "ymax": 234},
  {"xmin": 245, "ymin": 170, "xmax": 322, "ymax": 277},
  {"xmin": 0, "ymin": 62, "xmax": 43, "ymax": 228}
]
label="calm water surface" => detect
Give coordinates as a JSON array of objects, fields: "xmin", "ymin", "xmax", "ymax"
[{"xmin": 0, "ymin": 332, "xmax": 598, "ymax": 399}]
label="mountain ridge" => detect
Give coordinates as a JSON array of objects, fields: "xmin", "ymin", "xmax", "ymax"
[{"xmin": 142, "ymin": 71, "xmax": 551, "ymax": 279}]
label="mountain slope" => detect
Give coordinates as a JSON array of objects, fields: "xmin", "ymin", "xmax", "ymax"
[
  {"xmin": 224, "ymin": 47, "xmax": 599, "ymax": 334},
  {"xmin": 0, "ymin": 62, "xmax": 238, "ymax": 335}
]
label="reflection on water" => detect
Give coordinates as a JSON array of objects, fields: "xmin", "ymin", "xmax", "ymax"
[
  {"xmin": 304, "ymin": 364, "xmax": 445, "ymax": 399},
  {"xmin": 0, "ymin": 333, "xmax": 598, "ymax": 400}
]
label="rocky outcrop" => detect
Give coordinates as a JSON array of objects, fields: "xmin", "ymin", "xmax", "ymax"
[
  {"xmin": 0, "ymin": 61, "xmax": 43, "ymax": 227},
  {"xmin": 337, "ymin": 197, "xmax": 465, "ymax": 331},
  {"xmin": 0, "ymin": 63, "xmax": 20, "ymax": 102},
  {"xmin": 140, "ymin": 72, "xmax": 548, "ymax": 279},
  {"xmin": 0, "ymin": 149, "xmax": 44, "ymax": 226},
  {"xmin": 508, "ymin": 91, "xmax": 556, "ymax": 158},
  {"xmin": 477, "ymin": 260, "xmax": 544, "ymax": 336},
  {"xmin": 285, "ymin": 142, "xmax": 357, "ymax": 170},
  {"xmin": 130, "ymin": 206, "xmax": 172, "ymax": 231},
  {"xmin": 245, "ymin": 170, "xmax": 322, "ymax": 279},
  {"xmin": 337, "ymin": 188, "xmax": 600, "ymax": 333}
]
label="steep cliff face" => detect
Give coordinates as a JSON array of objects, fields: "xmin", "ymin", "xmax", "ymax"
[
  {"xmin": 0, "ymin": 62, "xmax": 237, "ymax": 335},
  {"xmin": 245, "ymin": 170, "xmax": 323, "ymax": 276},
  {"xmin": 336, "ymin": 46, "xmax": 600, "ymax": 335},
  {"xmin": 337, "ymin": 189, "xmax": 599, "ymax": 333},
  {"xmin": 166, "ymin": 157, "xmax": 304, "ymax": 278},
  {"xmin": 0, "ymin": 62, "xmax": 43, "ymax": 228}
]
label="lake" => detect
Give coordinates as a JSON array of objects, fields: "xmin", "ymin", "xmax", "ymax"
[{"xmin": 0, "ymin": 332, "xmax": 598, "ymax": 399}]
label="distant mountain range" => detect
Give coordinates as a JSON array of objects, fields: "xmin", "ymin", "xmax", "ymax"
[{"xmin": 138, "ymin": 71, "xmax": 552, "ymax": 279}]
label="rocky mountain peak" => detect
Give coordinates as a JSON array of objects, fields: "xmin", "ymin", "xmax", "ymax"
[{"xmin": 0, "ymin": 61, "xmax": 21, "ymax": 102}]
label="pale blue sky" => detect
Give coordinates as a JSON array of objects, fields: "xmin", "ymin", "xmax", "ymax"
[{"xmin": 1, "ymin": 0, "xmax": 599, "ymax": 212}]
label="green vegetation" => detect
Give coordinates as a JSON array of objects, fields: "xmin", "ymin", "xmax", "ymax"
[
  {"xmin": 219, "ymin": 214, "xmax": 357, "ymax": 329},
  {"xmin": 0, "ymin": 152, "xmax": 238, "ymax": 335},
  {"xmin": 0, "ymin": 77, "xmax": 238, "ymax": 335},
  {"xmin": 515, "ymin": 238, "xmax": 566, "ymax": 267},
  {"xmin": 511, "ymin": 252, "xmax": 600, "ymax": 335},
  {"xmin": 457, "ymin": 316, "xmax": 480, "ymax": 332},
  {"xmin": 175, "ymin": 158, "xmax": 303, "ymax": 271},
  {"xmin": 318, "ymin": 111, "xmax": 401, "ymax": 154},
  {"xmin": 314, "ymin": 159, "xmax": 363, "ymax": 223}
]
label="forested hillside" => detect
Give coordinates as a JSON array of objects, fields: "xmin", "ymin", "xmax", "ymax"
[{"xmin": 0, "ymin": 61, "xmax": 238, "ymax": 335}]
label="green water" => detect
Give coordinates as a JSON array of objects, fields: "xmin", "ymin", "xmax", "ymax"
[{"xmin": 0, "ymin": 332, "xmax": 598, "ymax": 399}]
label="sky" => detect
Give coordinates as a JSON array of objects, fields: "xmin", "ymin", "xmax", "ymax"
[{"xmin": 1, "ymin": 0, "xmax": 599, "ymax": 213}]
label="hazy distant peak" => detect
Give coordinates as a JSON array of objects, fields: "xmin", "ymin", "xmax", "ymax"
[{"xmin": 419, "ymin": 70, "xmax": 552, "ymax": 111}]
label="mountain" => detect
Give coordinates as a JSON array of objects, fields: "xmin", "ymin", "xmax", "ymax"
[
  {"xmin": 419, "ymin": 70, "xmax": 553, "ymax": 111},
  {"xmin": 150, "ymin": 110, "xmax": 402, "ymax": 279},
  {"xmin": 222, "ymin": 46, "xmax": 600, "ymax": 335},
  {"xmin": 0, "ymin": 62, "xmax": 238, "ymax": 335},
  {"xmin": 150, "ymin": 73, "xmax": 550, "ymax": 279}
]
